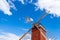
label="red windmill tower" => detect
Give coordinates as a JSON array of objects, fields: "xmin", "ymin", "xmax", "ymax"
[{"xmin": 31, "ymin": 23, "xmax": 46, "ymax": 40}]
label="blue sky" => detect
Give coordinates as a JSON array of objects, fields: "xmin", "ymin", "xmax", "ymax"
[{"xmin": 0, "ymin": 0, "xmax": 60, "ymax": 40}]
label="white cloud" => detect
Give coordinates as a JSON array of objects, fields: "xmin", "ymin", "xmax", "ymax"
[
  {"xmin": 19, "ymin": 0, "xmax": 25, "ymax": 4},
  {"xmin": 0, "ymin": 32, "xmax": 19, "ymax": 40},
  {"xmin": 0, "ymin": 0, "xmax": 16, "ymax": 15},
  {"xmin": 25, "ymin": 17, "xmax": 33, "ymax": 23},
  {"xmin": 30, "ymin": 18, "xmax": 33, "ymax": 21},
  {"xmin": 8, "ymin": 0, "xmax": 17, "ymax": 10},
  {"xmin": 18, "ymin": 0, "xmax": 33, "ymax": 4},
  {"xmin": 49, "ymin": 38, "xmax": 52, "ymax": 40},
  {"xmin": 34, "ymin": 0, "xmax": 60, "ymax": 17},
  {"xmin": 21, "ymin": 34, "xmax": 31, "ymax": 40}
]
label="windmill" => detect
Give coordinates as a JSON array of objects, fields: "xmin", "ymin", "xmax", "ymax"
[{"xmin": 19, "ymin": 10, "xmax": 57, "ymax": 40}]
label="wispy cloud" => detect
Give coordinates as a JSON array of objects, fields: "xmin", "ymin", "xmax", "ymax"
[
  {"xmin": 21, "ymin": 34, "xmax": 31, "ymax": 40},
  {"xmin": 1, "ymin": 18, "xmax": 8, "ymax": 21},
  {"xmin": 1, "ymin": 0, "xmax": 60, "ymax": 17},
  {"xmin": 18, "ymin": 0, "xmax": 33, "ymax": 4},
  {"xmin": 25, "ymin": 17, "xmax": 33, "ymax": 23},
  {"xmin": 8, "ymin": 0, "xmax": 17, "ymax": 10},
  {"xmin": 19, "ymin": 0, "xmax": 25, "ymax": 4},
  {"xmin": 0, "ymin": 32, "xmax": 19, "ymax": 40},
  {"xmin": 34, "ymin": 0, "xmax": 60, "ymax": 17},
  {"xmin": 0, "ymin": 0, "xmax": 16, "ymax": 15},
  {"xmin": 0, "ymin": 18, "xmax": 8, "ymax": 23},
  {"xmin": 18, "ymin": 0, "xmax": 60, "ymax": 17}
]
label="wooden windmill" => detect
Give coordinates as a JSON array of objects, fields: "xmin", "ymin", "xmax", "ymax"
[{"xmin": 19, "ymin": 10, "xmax": 56, "ymax": 40}]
